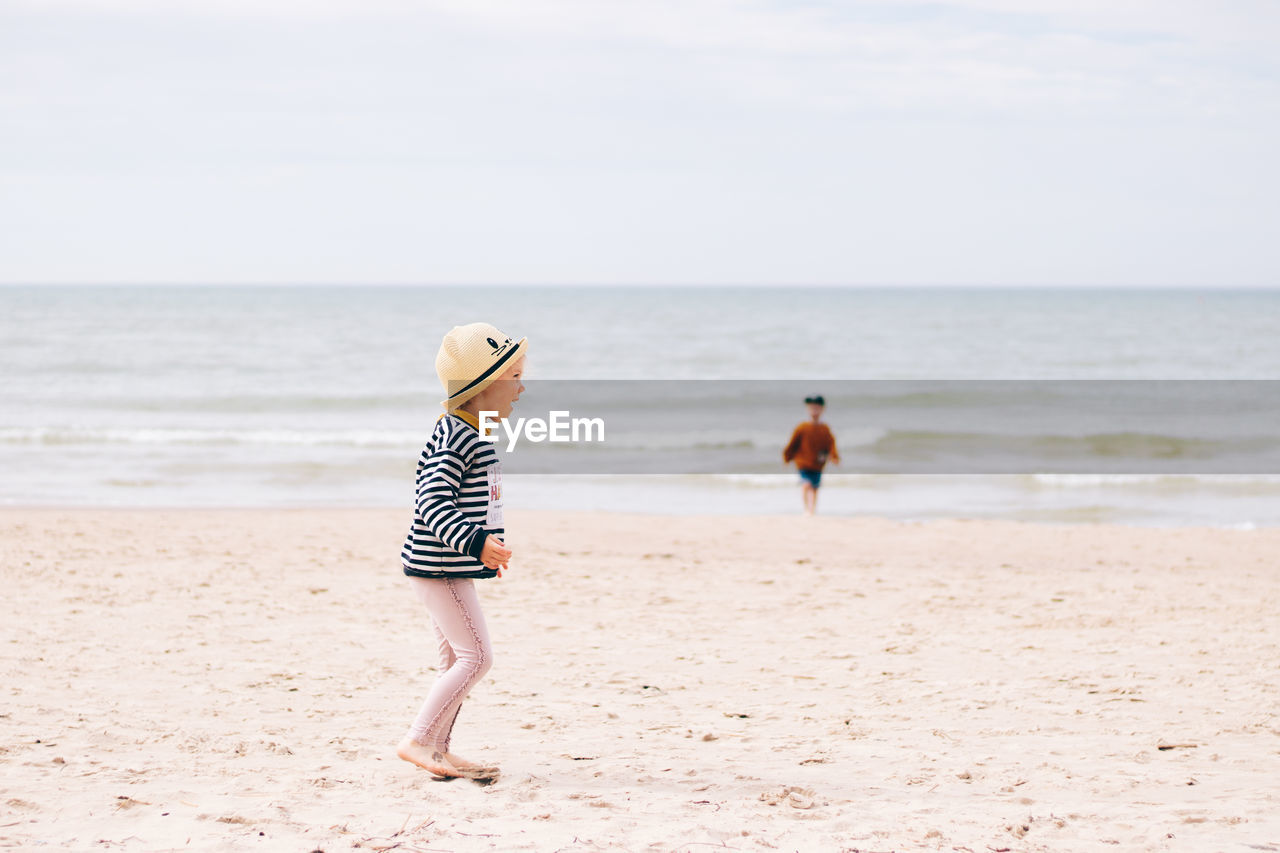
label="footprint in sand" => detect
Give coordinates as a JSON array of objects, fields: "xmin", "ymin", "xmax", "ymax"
[{"xmin": 759, "ymin": 785, "xmax": 817, "ymax": 809}]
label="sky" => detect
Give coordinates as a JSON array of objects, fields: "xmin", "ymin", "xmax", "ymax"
[{"xmin": 2, "ymin": 0, "xmax": 1278, "ymax": 286}]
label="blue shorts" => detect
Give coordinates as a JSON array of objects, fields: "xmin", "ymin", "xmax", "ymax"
[{"xmin": 798, "ymin": 468, "xmax": 822, "ymax": 488}]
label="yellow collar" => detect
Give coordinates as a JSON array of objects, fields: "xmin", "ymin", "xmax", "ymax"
[{"xmin": 443, "ymin": 409, "xmax": 480, "ymax": 431}]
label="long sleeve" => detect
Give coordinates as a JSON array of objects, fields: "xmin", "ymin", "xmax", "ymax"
[
  {"xmin": 783, "ymin": 425, "xmax": 804, "ymax": 463},
  {"xmin": 415, "ymin": 432, "xmax": 488, "ymax": 561}
]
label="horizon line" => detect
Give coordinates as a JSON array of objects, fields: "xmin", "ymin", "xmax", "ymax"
[{"xmin": 2, "ymin": 281, "xmax": 1279, "ymax": 290}]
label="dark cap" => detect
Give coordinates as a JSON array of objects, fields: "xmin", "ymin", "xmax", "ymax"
[{"xmin": 804, "ymin": 395, "xmax": 825, "ymax": 406}]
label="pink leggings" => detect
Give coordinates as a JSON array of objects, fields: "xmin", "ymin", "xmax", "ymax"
[{"xmin": 405, "ymin": 576, "xmax": 494, "ymax": 752}]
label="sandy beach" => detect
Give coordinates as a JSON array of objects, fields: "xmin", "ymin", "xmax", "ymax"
[{"xmin": 2, "ymin": 508, "xmax": 1278, "ymax": 852}]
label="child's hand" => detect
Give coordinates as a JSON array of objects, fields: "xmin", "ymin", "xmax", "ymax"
[{"xmin": 481, "ymin": 535, "xmax": 511, "ymax": 576}]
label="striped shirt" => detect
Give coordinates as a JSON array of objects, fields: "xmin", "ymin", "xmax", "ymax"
[{"xmin": 401, "ymin": 412, "xmax": 501, "ymax": 579}]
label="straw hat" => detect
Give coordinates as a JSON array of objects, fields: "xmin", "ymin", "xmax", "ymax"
[{"xmin": 435, "ymin": 322, "xmax": 528, "ymax": 409}]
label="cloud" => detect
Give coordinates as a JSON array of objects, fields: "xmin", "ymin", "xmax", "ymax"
[
  {"xmin": 923, "ymin": 0, "xmax": 1280, "ymax": 46},
  {"xmin": 1, "ymin": 0, "xmax": 1277, "ymax": 284},
  {"xmin": 6, "ymin": 0, "xmax": 1276, "ymax": 120}
]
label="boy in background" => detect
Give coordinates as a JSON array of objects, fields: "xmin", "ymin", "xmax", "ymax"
[{"xmin": 783, "ymin": 395, "xmax": 840, "ymax": 516}]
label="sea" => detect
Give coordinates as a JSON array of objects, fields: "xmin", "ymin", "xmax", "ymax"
[{"xmin": 2, "ymin": 284, "xmax": 1278, "ymax": 527}]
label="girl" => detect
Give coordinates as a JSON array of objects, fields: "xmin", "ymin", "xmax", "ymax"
[{"xmin": 396, "ymin": 322, "xmax": 526, "ymax": 780}]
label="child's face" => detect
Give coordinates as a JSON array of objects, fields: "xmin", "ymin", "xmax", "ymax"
[
  {"xmin": 471, "ymin": 356, "xmax": 526, "ymax": 421},
  {"xmin": 807, "ymin": 403, "xmax": 824, "ymax": 419}
]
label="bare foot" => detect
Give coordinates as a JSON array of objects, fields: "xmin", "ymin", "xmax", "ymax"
[
  {"xmin": 396, "ymin": 738, "xmax": 462, "ymax": 778},
  {"xmin": 444, "ymin": 752, "xmax": 499, "ymax": 778}
]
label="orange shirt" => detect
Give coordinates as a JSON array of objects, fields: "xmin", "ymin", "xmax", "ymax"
[{"xmin": 783, "ymin": 421, "xmax": 839, "ymax": 471}]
